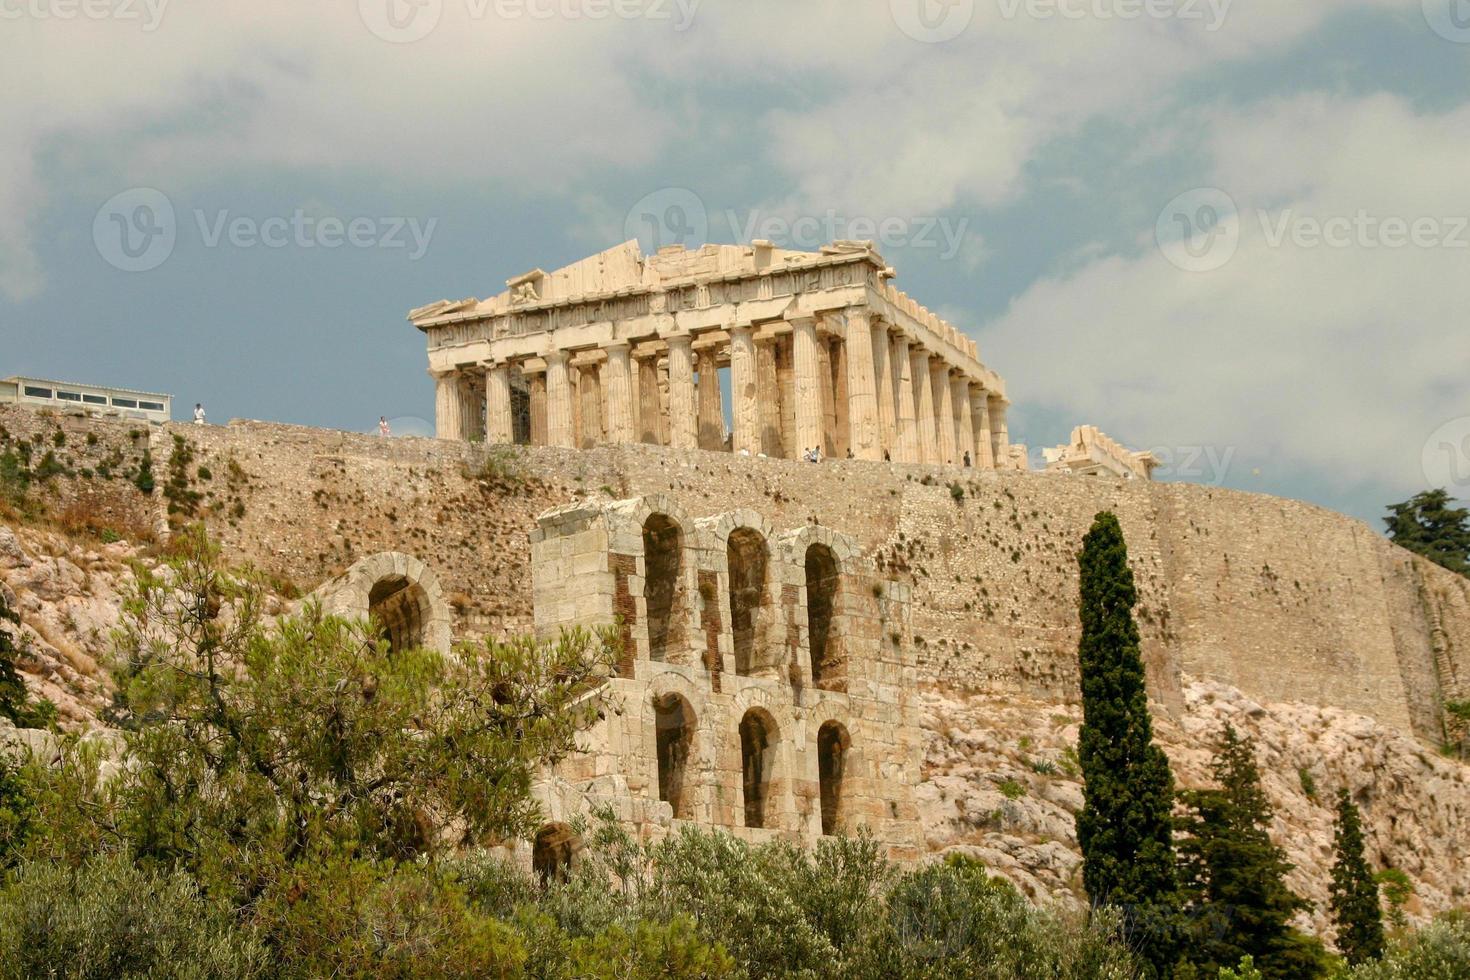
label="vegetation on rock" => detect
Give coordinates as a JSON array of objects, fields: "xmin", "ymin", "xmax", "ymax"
[{"xmin": 1329, "ymin": 789, "xmax": 1385, "ymax": 966}]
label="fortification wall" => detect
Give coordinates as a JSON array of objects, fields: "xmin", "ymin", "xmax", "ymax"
[{"xmin": 5, "ymin": 403, "xmax": 1465, "ymax": 742}]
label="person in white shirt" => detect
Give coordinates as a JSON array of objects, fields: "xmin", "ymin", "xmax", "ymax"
[
  {"xmin": 379, "ymin": 416, "xmax": 392, "ymax": 437},
  {"xmin": 193, "ymin": 403, "xmax": 206, "ymax": 425}
]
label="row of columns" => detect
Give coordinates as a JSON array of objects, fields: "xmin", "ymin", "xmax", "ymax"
[{"xmin": 435, "ymin": 306, "xmax": 1010, "ymax": 468}]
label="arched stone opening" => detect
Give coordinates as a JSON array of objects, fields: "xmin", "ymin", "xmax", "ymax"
[
  {"xmin": 654, "ymin": 693, "xmax": 696, "ymax": 820},
  {"xmin": 368, "ymin": 575, "xmax": 432, "ymax": 653},
  {"xmin": 739, "ymin": 708, "xmax": 778, "ymax": 829},
  {"xmin": 643, "ymin": 514, "xmax": 684, "ymax": 662},
  {"xmin": 532, "ymin": 822, "xmax": 578, "ymax": 885},
  {"xmin": 727, "ymin": 528, "xmax": 770, "ymax": 676},
  {"xmin": 817, "ymin": 721, "xmax": 851, "ymax": 836},
  {"xmin": 805, "ymin": 544, "xmax": 842, "ymax": 686}
]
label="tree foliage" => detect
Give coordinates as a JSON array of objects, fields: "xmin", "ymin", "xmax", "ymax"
[
  {"xmin": 1383, "ymin": 489, "xmax": 1470, "ymax": 577},
  {"xmin": 1329, "ymin": 789, "xmax": 1385, "ymax": 965},
  {"xmin": 1175, "ymin": 725, "xmax": 1327, "ymax": 979},
  {"xmin": 1075, "ymin": 511, "xmax": 1178, "ymax": 973}
]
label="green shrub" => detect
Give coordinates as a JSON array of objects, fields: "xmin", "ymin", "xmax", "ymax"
[
  {"xmin": 0, "ymin": 855, "xmax": 269, "ymax": 980},
  {"xmin": 1347, "ymin": 915, "xmax": 1470, "ymax": 979}
]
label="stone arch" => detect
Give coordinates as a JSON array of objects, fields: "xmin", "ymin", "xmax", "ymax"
[
  {"xmin": 532, "ymin": 822, "xmax": 579, "ymax": 884},
  {"xmin": 643, "ymin": 513, "xmax": 685, "ymax": 662},
  {"xmin": 739, "ymin": 707, "xmax": 780, "ymax": 829},
  {"xmin": 817, "ymin": 720, "xmax": 852, "ymax": 836},
  {"xmin": 805, "ymin": 543, "xmax": 841, "ymax": 686},
  {"xmin": 727, "ymin": 527, "xmax": 770, "ymax": 676},
  {"xmin": 314, "ymin": 552, "xmax": 452, "ymax": 654},
  {"xmin": 653, "ymin": 692, "xmax": 697, "ymax": 820}
]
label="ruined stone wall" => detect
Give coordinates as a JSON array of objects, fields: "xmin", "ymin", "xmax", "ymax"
[{"xmin": 7, "ymin": 403, "xmax": 1465, "ymax": 743}]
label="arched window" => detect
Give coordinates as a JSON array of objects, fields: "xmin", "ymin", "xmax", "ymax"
[
  {"xmin": 368, "ymin": 575, "xmax": 432, "ymax": 653},
  {"xmin": 654, "ymin": 693, "xmax": 695, "ymax": 820},
  {"xmin": 739, "ymin": 709, "xmax": 778, "ymax": 829},
  {"xmin": 817, "ymin": 721, "xmax": 851, "ymax": 836},
  {"xmin": 532, "ymin": 823, "xmax": 578, "ymax": 885},
  {"xmin": 643, "ymin": 514, "xmax": 684, "ymax": 662},
  {"xmin": 727, "ymin": 528, "xmax": 769, "ymax": 675},
  {"xmin": 805, "ymin": 544, "xmax": 841, "ymax": 685}
]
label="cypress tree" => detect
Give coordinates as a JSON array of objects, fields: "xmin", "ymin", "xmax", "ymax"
[
  {"xmin": 1176, "ymin": 725, "xmax": 1327, "ymax": 979},
  {"xmin": 1075, "ymin": 511, "xmax": 1178, "ymax": 974},
  {"xmin": 1329, "ymin": 789, "xmax": 1385, "ymax": 964}
]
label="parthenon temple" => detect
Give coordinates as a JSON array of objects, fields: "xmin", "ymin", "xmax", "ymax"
[{"xmin": 409, "ymin": 240, "xmax": 1017, "ymax": 467}]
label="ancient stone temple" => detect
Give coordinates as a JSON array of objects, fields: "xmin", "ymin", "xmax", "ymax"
[{"xmin": 410, "ymin": 240, "xmax": 1015, "ymax": 467}]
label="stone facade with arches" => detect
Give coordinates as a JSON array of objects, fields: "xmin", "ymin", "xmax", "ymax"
[
  {"xmin": 312, "ymin": 551, "xmax": 453, "ymax": 655},
  {"xmin": 528, "ymin": 494, "xmax": 925, "ymax": 858}
]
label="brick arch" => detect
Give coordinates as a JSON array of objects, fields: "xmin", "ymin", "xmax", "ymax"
[
  {"xmin": 314, "ymin": 552, "xmax": 452, "ymax": 654},
  {"xmin": 706, "ymin": 510, "xmax": 779, "ymax": 678},
  {"xmin": 778, "ymin": 526, "xmax": 862, "ymax": 691}
]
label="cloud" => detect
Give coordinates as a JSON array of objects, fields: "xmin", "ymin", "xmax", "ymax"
[{"xmin": 982, "ymin": 93, "xmax": 1470, "ymax": 508}]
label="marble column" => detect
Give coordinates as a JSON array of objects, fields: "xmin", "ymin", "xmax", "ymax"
[
  {"xmin": 842, "ymin": 307, "xmax": 880, "ymax": 460},
  {"xmin": 696, "ymin": 348, "xmax": 724, "ymax": 451},
  {"xmin": 528, "ymin": 371, "xmax": 547, "ymax": 446},
  {"xmin": 893, "ymin": 335, "xmax": 918, "ymax": 464},
  {"xmin": 577, "ymin": 363, "xmax": 602, "ymax": 448},
  {"xmin": 971, "ymin": 387, "xmax": 995, "ymax": 469},
  {"xmin": 872, "ymin": 321, "xmax": 897, "ymax": 459},
  {"xmin": 931, "ymin": 361, "xmax": 956, "ymax": 466},
  {"xmin": 545, "ymin": 350, "xmax": 574, "ymax": 448},
  {"xmin": 756, "ymin": 338, "xmax": 782, "ymax": 457},
  {"xmin": 817, "ymin": 335, "xmax": 837, "ymax": 456},
  {"xmin": 791, "ymin": 317, "xmax": 823, "ymax": 457},
  {"xmin": 911, "ymin": 349, "xmax": 936, "ymax": 464},
  {"xmin": 667, "ymin": 335, "xmax": 697, "ymax": 450},
  {"xmin": 953, "ymin": 376, "xmax": 975, "ymax": 466},
  {"xmin": 637, "ymin": 356, "xmax": 662, "ymax": 444},
  {"xmin": 485, "ymin": 361, "xmax": 513, "ymax": 445},
  {"xmin": 988, "ymin": 394, "xmax": 1010, "ymax": 468},
  {"xmin": 433, "ymin": 370, "xmax": 463, "ymax": 441},
  {"xmin": 456, "ymin": 370, "xmax": 483, "ymax": 442},
  {"xmin": 729, "ymin": 325, "xmax": 759, "ymax": 455},
  {"xmin": 603, "ymin": 343, "xmax": 634, "ymax": 444}
]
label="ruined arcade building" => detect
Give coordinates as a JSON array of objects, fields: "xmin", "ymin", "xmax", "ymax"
[{"xmin": 407, "ymin": 241, "xmax": 968, "ymax": 864}]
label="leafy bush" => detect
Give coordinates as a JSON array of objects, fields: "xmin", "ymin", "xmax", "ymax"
[
  {"xmin": 1346, "ymin": 915, "xmax": 1470, "ymax": 979},
  {"xmin": 0, "ymin": 855, "xmax": 269, "ymax": 980}
]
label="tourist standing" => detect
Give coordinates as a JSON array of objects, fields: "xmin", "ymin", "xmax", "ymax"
[
  {"xmin": 379, "ymin": 416, "xmax": 392, "ymax": 437},
  {"xmin": 193, "ymin": 403, "xmax": 206, "ymax": 426}
]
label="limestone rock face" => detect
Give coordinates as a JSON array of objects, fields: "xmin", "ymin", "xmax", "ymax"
[
  {"xmin": 0, "ymin": 524, "xmax": 143, "ymax": 728},
  {"xmin": 918, "ymin": 681, "xmax": 1470, "ymax": 936}
]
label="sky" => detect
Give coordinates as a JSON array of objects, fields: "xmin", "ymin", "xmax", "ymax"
[{"xmin": 2, "ymin": 0, "xmax": 1468, "ymax": 527}]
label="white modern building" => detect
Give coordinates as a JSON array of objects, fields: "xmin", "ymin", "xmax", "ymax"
[{"xmin": 0, "ymin": 376, "xmax": 173, "ymax": 424}]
